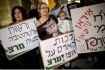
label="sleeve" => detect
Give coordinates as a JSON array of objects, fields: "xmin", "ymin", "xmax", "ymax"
[{"xmin": 37, "ymin": 28, "xmax": 53, "ymax": 40}]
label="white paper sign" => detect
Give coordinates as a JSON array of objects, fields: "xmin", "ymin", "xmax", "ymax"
[
  {"xmin": 39, "ymin": 32, "xmax": 78, "ymax": 69},
  {"xmin": 70, "ymin": 3, "xmax": 105, "ymax": 54},
  {"xmin": 0, "ymin": 18, "xmax": 41, "ymax": 60}
]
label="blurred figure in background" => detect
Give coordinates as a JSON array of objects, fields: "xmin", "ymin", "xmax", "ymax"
[
  {"xmin": 29, "ymin": 0, "xmax": 42, "ymax": 20},
  {"xmin": 51, "ymin": 0, "xmax": 70, "ymax": 19}
]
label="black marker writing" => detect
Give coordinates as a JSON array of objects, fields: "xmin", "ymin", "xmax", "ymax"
[
  {"xmin": 46, "ymin": 49, "xmax": 55, "ymax": 57},
  {"xmin": 57, "ymin": 46, "xmax": 62, "ymax": 53},
  {"xmin": 94, "ymin": 25, "xmax": 105, "ymax": 33},
  {"xmin": 8, "ymin": 22, "xmax": 30, "ymax": 34},
  {"xmin": 26, "ymin": 36, "xmax": 39, "ymax": 44},
  {"xmin": 8, "ymin": 29, "xmax": 37, "ymax": 42},
  {"xmin": 94, "ymin": 10, "xmax": 105, "ymax": 22}
]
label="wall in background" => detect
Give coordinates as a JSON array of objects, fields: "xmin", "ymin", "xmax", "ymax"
[{"xmin": 0, "ymin": 0, "xmax": 22, "ymax": 27}]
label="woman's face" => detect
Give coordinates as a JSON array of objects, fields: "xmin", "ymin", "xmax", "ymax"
[
  {"xmin": 14, "ymin": 9, "xmax": 23, "ymax": 22},
  {"xmin": 39, "ymin": 4, "xmax": 49, "ymax": 16}
]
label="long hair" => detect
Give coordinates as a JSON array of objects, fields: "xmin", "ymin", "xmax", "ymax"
[{"xmin": 11, "ymin": 6, "xmax": 28, "ymax": 22}]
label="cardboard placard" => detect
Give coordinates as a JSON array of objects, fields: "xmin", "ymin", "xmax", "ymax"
[
  {"xmin": 70, "ymin": 3, "xmax": 105, "ymax": 53},
  {"xmin": 39, "ymin": 32, "xmax": 78, "ymax": 70},
  {"xmin": 0, "ymin": 18, "xmax": 41, "ymax": 60}
]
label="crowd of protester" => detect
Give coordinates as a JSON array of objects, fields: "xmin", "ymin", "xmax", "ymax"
[{"xmin": 0, "ymin": 0, "xmax": 105, "ymax": 69}]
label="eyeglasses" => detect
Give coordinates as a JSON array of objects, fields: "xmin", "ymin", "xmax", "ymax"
[{"xmin": 40, "ymin": 7, "xmax": 49, "ymax": 9}]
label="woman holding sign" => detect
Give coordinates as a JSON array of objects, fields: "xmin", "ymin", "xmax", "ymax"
[
  {"xmin": 10, "ymin": 6, "xmax": 42, "ymax": 69},
  {"xmin": 36, "ymin": 2, "xmax": 73, "ymax": 69}
]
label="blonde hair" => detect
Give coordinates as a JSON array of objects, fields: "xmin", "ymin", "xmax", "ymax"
[
  {"xmin": 58, "ymin": 10, "xmax": 66, "ymax": 17},
  {"xmin": 38, "ymin": 2, "xmax": 47, "ymax": 12}
]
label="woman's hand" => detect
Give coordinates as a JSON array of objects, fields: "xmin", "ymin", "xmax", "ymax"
[{"xmin": 53, "ymin": 32, "xmax": 58, "ymax": 37}]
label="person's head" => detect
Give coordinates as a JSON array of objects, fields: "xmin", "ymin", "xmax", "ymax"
[
  {"xmin": 38, "ymin": 2, "xmax": 49, "ymax": 16},
  {"xmin": 30, "ymin": 0, "xmax": 42, "ymax": 6},
  {"xmin": 58, "ymin": 10, "xmax": 66, "ymax": 20},
  {"xmin": 71, "ymin": 0, "xmax": 75, "ymax": 3},
  {"xmin": 11, "ymin": 6, "xmax": 28, "ymax": 22},
  {"xmin": 54, "ymin": 0, "xmax": 61, "ymax": 5}
]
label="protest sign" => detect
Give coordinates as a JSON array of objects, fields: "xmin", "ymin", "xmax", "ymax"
[
  {"xmin": 39, "ymin": 32, "xmax": 78, "ymax": 70},
  {"xmin": 70, "ymin": 3, "xmax": 105, "ymax": 53},
  {"xmin": 0, "ymin": 18, "xmax": 41, "ymax": 60}
]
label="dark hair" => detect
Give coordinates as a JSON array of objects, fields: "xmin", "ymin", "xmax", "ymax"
[{"xmin": 11, "ymin": 6, "xmax": 28, "ymax": 22}]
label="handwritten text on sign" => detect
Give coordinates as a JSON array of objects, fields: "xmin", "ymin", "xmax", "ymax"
[
  {"xmin": 0, "ymin": 18, "xmax": 40, "ymax": 60},
  {"xmin": 70, "ymin": 3, "xmax": 105, "ymax": 53},
  {"xmin": 39, "ymin": 32, "xmax": 78, "ymax": 69}
]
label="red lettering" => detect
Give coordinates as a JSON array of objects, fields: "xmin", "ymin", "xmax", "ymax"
[
  {"xmin": 85, "ymin": 39, "xmax": 89, "ymax": 50},
  {"xmin": 89, "ymin": 37, "xmax": 98, "ymax": 47},
  {"xmin": 78, "ymin": 33, "xmax": 85, "ymax": 40},
  {"xmin": 83, "ymin": 21, "xmax": 91, "ymax": 28},
  {"xmin": 77, "ymin": 19, "xmax": 84, "ymax": 26},
  {"xmin": 75, "ymin": 25, "xmax": 82, "ymax": 29},
  {"xmin": 81, "ymin": 15, "xmax": 88, "ymax": 20},
  {"xmin": 83, "ymin": 29, "xmax": 89, "ymax": 34},
  {"xmin": 86, "ymin": 8, "xmax": 93, "ymax": 16}
]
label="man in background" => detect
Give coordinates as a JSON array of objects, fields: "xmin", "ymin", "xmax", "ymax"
[{"xmin": 29, "ymin": 0, "xmax": 42, "ymax": 20}]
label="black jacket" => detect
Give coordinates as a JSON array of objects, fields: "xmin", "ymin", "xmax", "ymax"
[{"xmin": 29, "ymin": 9, "xmax": 40, "ymax": 20}]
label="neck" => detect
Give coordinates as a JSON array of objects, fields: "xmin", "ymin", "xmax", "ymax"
[
  {"xmin": 16, "ymin": 20, "xmax": 23, "ymax": 23},
  {"xmin": 41, "ymin": 14, "xmax": 49, "ymax": 18}
]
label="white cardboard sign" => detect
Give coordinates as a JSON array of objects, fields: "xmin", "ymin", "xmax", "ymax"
[
  {"xmin": 39, "ymin": 32, "xmax": 78, "ymax": 69},
  {"xmin": 0, "ymin": 18, "xmax": 41, "ymax": 60},
  {"xmin": 70, "ymin": 3, "xmax": 105, "ymax": 53}
]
